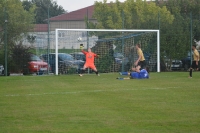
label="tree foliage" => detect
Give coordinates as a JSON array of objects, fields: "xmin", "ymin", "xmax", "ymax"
[
  {"xmin": 91, "ymin": 0, "xmax": 174, "ymax": 29},
  {"xmin": 159, "ymin": 0, "xmax": 200, "ymax": 61},
  {"xmin": 10, "ymin": 42, "xmax": 32, "ymax": 72},
  {"xmin": 0, "ymin": 0, "xmax": 35, "ymax": 70},
  {"xmin": 0, "ymin": 0, "xmax": 35, "ymax": 47},
  {"xmin": 22, "ymin": 0, "xmax": 66, "ymax": 24}
]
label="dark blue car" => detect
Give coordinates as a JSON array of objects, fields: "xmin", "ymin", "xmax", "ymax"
[{"xmin": 41, "ymin": 53, "xmax": 84, "ymax": 74}]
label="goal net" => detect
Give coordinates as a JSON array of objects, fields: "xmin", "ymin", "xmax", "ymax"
[{"xmin": 54, "ymin": 29, "xmax": 160, "ymax": 75}]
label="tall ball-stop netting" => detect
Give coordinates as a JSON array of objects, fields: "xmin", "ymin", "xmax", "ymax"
[{"xmin": 52, "ymin": 29, "xmax": 160, "ymax": 75}]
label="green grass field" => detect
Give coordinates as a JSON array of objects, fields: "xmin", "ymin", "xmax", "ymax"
[{"xmin": 0, "ymin": 72, "xmax": 200, "ymax": 133}]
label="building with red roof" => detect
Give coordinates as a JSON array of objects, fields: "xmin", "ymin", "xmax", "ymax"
[
  {"xmin": 48, "ymin": 5, "xmax": 96, "ymax": 31},
  {"xmin": 33, "ymin": 4, "xmax": 96, "ymax": 33}
]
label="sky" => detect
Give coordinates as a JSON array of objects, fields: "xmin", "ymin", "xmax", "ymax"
[{"xmin": 56, "ymin": 0, "xmax": 126, "ymax": 12}]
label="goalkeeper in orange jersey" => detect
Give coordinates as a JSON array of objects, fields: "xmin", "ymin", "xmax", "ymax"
[{"xmin": 79, "ymin": 44, "xmax": 100, "ymax": 76}]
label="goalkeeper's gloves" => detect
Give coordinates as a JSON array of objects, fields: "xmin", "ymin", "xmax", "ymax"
[
  {"xmin": 80, "ymin": 44, "xmax": 84, "ymax": 50},
  {"xmin": 80, "ymin": 46, "xmax": 84, "ymax": 50}
]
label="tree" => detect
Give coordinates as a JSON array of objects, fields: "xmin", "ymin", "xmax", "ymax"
[
  {"xmin": 22, "ymin": 0, "xmax": 66, "ymax": 24},
  {"xmin": 178, "ymin": 0, "xmax": 200, "ymax": 42},
  {"xmin": 90, "ymin": 0, "xmax": 174, "ymax": 30},
  {"xmin": 0, "ymin": 0, "xmax": 35, "ymax": 70},
  {"xmin": 92, "ymin": 0, "xmax": 123, "ymax": 29},
  {"xmin": 0, "ymin": 0, "xmax": 35, "ymax": 47},
  {"xmin": 159, "ymin": 0, "xmax": 200, "ymax": 61},
  {"xmin": 10, "ymin": 42, "xmax": 32, "ymax": 72}
]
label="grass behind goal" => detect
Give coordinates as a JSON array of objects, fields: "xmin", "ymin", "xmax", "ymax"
[{"xmin": 0, "ymin": 72, "xmax": 200, "ymax": 133}]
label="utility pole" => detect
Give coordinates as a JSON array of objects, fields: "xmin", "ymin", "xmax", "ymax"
[
  {"xmin": 190, "ymin": 12, "xmax": 193, "ymax": 66},
  {"xmin": 47, "ymin": 6, "xmax": 50, "ymax": 74}
]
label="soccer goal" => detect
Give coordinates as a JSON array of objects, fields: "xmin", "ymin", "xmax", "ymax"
[{"xmin": 55, "ymin": 29, "xmax": 160, "ymax": 75}]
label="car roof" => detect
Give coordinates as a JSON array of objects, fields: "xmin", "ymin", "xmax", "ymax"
[
  {"xmin": 70, "ymin": 52, "xmax": 84, "ymax": 54},
  {"xmin": 42, "ymin": 53, "xmax": 71, "ymax": 55}
]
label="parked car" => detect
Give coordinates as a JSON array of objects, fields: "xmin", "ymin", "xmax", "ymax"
[
  {"xmin": 181, "ymin": 50, "xmax": 200, "ymax": 70},
  {"xmin": 23, "ymin": 54, "xmax": 50, "ymax": 75},
  {"xmin": 0, "ymin": 64, "xmax": 10, "ymax": 76},
  {"xmin": 113, "ymin": 53, "xmax": 129, "ymax": 65},
  {"xmin": 170, "ymin": 60, "xmax": 183, "ymax": 70},
  {"xmin": 70, "ymin": 52, "xmax": 86, "ymax": 62},
  {"xmin": 41, "ymin": 53, "xmax": 84, "ymax": 74},
  {"xmin": 0, "ymin": 64, "xmax": 4, "ymax": 75}
]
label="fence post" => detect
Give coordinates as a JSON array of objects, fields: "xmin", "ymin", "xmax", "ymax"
[
  {"xmin": 47, "ymin": 6, "xmax": 50, "ymax": 74},
  {"xmin": 87, "ymin": 8, "xmax": 89, "ymax": 74},
  {"xmin": 4, "ymin": 7, "xmax": 8, "ymax": 76},
  {"xmin": 121, "ymin": 10, "xmax": 125, "ymax": 72},
  {"xmin": 158, "ymin": 11, "xmax": 160, "ymax": 30},
  {"xmin": 158, "ymin": 11, "xmax": 160, "ymax": 72},
  {"xmin": 190, "ymin": 12, "xmax": 193, "ymax": 66}
]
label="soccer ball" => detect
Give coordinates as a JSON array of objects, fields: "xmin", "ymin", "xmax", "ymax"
[{"xmin": 77, "ymin": 37, "xmax": 82, "ymax": 41}]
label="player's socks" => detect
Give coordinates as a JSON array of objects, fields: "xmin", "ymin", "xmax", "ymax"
[
  {"xmin": 189, "ymin": 68, "xmax": 192, "ymax": 77},
  {"xmin": 95, "ymin": 71, "xmax": 100, "ymax": 76},
  {"xmin": 116, "ymin": 77, "xmax": 124, "ymax": 80},
  {"xmin": 79, "ymin": 69, "xmax": 85, "ymax": 76},
  {"xmin": 120, "ymin": 72, "xmax": 128, "ymax": 75},
  {"xmin": 81, "ymin": 69, "xmax": 85, "ymax": 74}
]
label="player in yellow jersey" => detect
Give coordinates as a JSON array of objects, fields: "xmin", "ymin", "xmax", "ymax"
[
  {"xmin": 134, "ymin": 44, "xmax": 146, "ymax": 69},
  {"xmin": 189, "ymin": 44, "xmax": 199, "ymax": 78}
]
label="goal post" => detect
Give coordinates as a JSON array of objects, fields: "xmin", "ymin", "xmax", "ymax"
[{"xmin": 55, "ymin": 29, "xmax": 160, "ymax": 75}]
